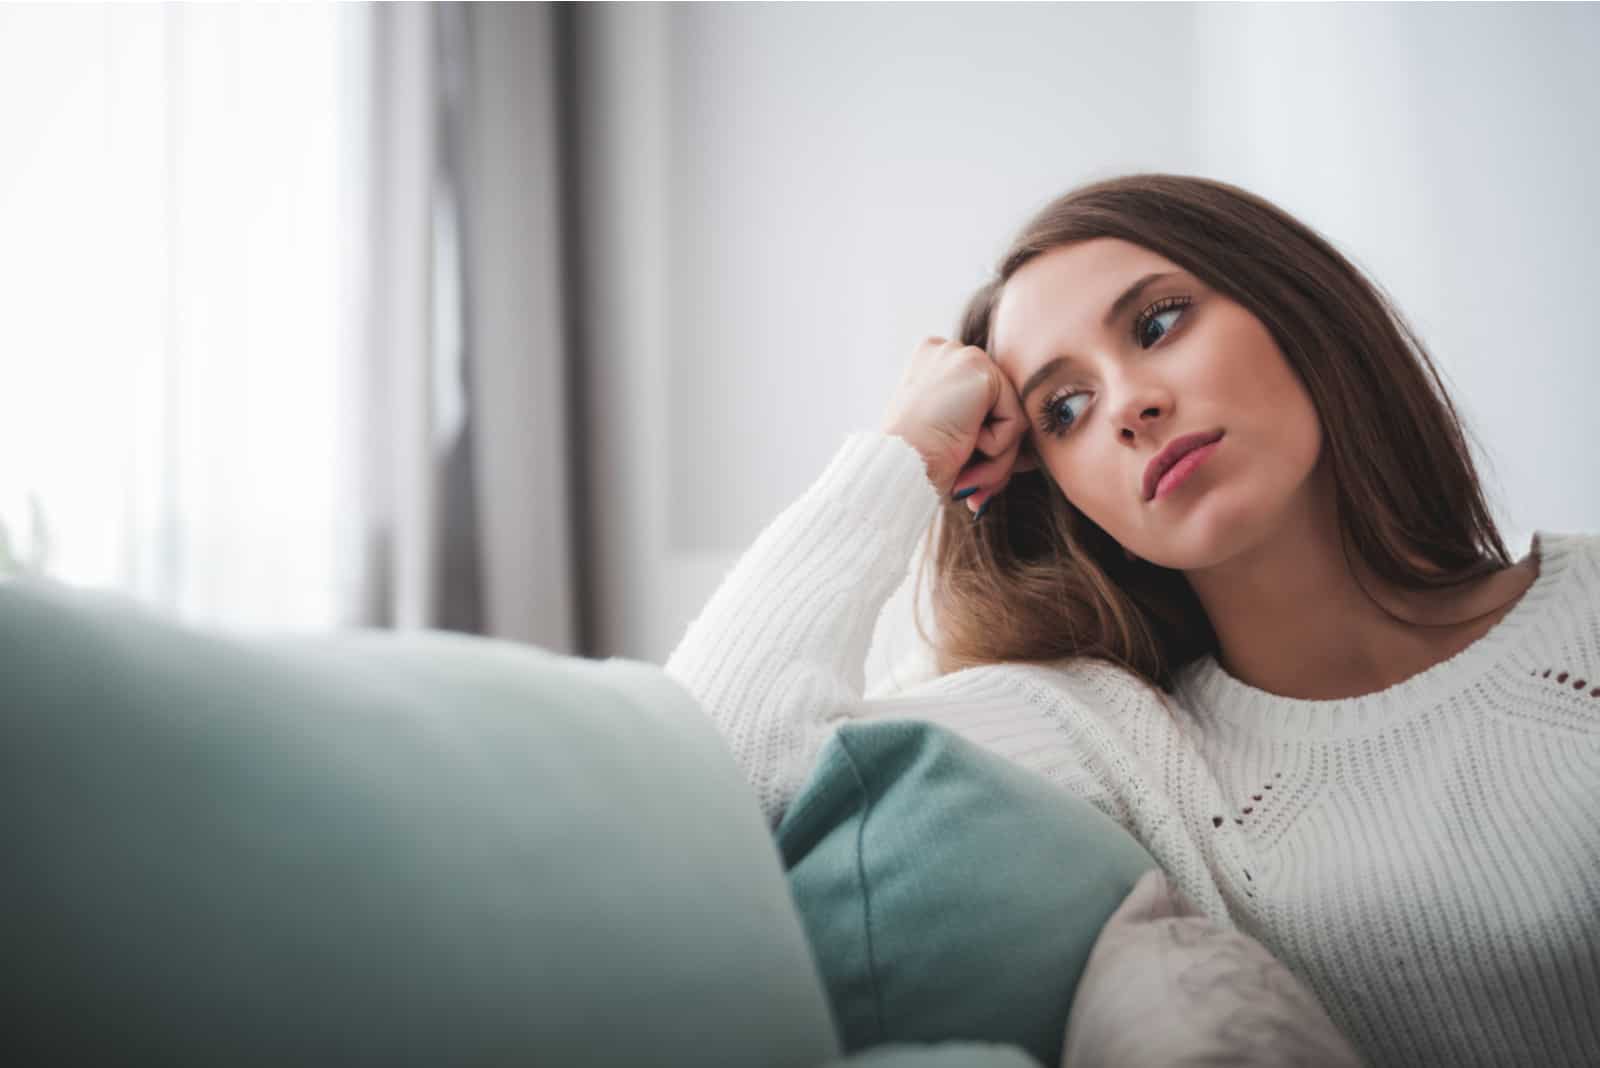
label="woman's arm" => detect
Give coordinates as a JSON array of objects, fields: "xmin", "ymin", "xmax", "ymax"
[{"xmin": 663, "ymin": 430, "xmax": 941, "ymax": 829}]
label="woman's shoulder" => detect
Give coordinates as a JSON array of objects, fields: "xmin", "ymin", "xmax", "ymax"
[
  {"xmin": 1517, "ymin": 528, "xmax": 1600, "ymax": 635},
  {"xmin": 1532, "ymin": 528, "xmax": 1600, "ymax": 587},
  {"xmin": 1535, "ymin": 528, "xmax": 1600, "ymax": 554}
]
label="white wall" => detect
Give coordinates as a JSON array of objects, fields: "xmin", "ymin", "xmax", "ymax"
[
  {"xmin": 1190, "ymin": 1, "xmax": 1600, "ymax": 557},
  {"xmin": 574, "ymin": 2, "xmax": 1600, "ymax": 665}
]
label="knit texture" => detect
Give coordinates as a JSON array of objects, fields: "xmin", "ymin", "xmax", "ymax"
[{"xmin": 663, "ymin": 429, "xmax": 1600, "ymax": 1068}]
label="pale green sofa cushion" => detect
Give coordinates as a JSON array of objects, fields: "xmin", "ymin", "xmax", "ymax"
[
  {"xmin": 0, "ymin": 577, "xmax": 837, "ymax": 1066},
  {"xmin": 777, "ymin": 720, "xmax": 1159, "ymax": 1068}
]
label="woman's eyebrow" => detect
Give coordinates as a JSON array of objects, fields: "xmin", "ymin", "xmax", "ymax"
[
  {"xmin": 1016, "ymin": 270, "xmax": 1176, "ymax": 407},
  {"xmin": 1104, "ymin": 270, "xmax": 1175, "ymax": 331}
]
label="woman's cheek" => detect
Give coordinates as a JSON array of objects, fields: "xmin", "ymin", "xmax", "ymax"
[{"xmin": 1070, "ymin": 481, "xmax": 1127, "ymax": 544}]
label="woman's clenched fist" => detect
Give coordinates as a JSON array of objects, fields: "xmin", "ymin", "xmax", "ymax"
[{"xmin": 880, "ymin": 337, "xmax": 1037, "ymax": 514}]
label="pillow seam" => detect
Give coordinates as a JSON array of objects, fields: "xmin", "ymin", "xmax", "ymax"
[{"xmin": 833, "ymin": 728, "xmax": 888, "ymax": 1045}]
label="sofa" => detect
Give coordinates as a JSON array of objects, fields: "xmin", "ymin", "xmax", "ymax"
[{"xmin": 0, "ymin": 576, "xmax": 1361, "ymax": 1066}]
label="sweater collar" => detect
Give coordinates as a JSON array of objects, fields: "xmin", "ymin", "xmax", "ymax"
[{"xmin": 1174, "ymin": 530, "xmax": 1589, "ymax": 740}]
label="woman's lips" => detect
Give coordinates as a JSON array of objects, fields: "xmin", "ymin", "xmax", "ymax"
[{"xmin": 1152, "ymin": 440, "xmax": 1222, "ymax": 501}]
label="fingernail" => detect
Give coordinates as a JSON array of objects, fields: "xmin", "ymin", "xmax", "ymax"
[
  {"xmin": 973, "ymin": 499, "xmax": 990, "ymax": 521},
  {"xmin": 952, "ymin": 486, "xmax": 977, "ymax": 501}
]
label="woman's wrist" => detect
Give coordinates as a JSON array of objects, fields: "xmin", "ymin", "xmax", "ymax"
[{"xmin": 881, "ymin": 422, "xmax": 954, "ymax": 497}]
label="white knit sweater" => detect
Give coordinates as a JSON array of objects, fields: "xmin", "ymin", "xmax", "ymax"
[{"xmin": 662, "ymin": 429, "xmax": 1600, "ymax": 1068}]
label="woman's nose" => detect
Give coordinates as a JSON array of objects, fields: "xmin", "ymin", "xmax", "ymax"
[{"xmin": 1113, "ymin": 380, "xmax": 1173, "ymax": 441}]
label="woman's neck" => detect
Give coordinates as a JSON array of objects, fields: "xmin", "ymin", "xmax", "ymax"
[{"xmin": 1182, "ymin": 472, "xmax": 1536, "ymax": 703}]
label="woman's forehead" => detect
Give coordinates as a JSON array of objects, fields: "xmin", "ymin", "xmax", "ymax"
[{"xmin": 991, "ymin": 239, "xmax": 1183, "ymax": 369}]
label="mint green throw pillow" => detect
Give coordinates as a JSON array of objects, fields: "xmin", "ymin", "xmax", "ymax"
[
  {"xmin": 0, "ymin": 577, "xmax": 838, "ymax": 1066},
  {"xmin": 777, "ymin": 720, "xmax": 1158, "ymax": 1068}
]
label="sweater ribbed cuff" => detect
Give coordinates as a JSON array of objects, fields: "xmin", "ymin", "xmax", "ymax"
[{"xmin": 809, "ymin": 430, "xmax": 942, "ymax": 554}]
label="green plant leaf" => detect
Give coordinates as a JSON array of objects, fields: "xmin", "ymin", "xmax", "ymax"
[
  {"xmin": 26, "ymin": 491, "xmax": 51, "ymax": 573},
  {"xmin": 0, "ymin": 516, "xmax": 17, "ymax": 576}
]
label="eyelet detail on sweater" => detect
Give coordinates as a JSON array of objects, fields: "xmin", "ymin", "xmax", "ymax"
[
  {"xmin": 1532, "ymin": 667, "xmax": 1600, "ymax": 695},
  {"xmin": 1213, "ymin": 774, "xmax": 1281, "ymax": 830}
]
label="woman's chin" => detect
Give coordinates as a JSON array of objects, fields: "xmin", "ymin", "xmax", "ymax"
[{"xmin": 1133, "ymin": 487, "xmax": 1259, "ymax": 572}]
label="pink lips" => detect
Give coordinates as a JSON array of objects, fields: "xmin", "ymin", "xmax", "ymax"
[
  {"xmin": 1152, "ymin": 441, "xmax": 1221, "ymax": 500},
  {"xmin": 1143, "ymin": 430, "xmax": 1225, "ymax": 502}
]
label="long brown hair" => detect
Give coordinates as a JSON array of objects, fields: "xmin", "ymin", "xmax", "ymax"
[{"xmin": 910, "ymin": 173, "xmax": 1512, "ymax": 697}]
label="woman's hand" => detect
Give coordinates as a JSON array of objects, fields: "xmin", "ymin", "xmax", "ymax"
[{"xmin": 880, "ymin": 337, "xmax": 1038, "ymax": 514}]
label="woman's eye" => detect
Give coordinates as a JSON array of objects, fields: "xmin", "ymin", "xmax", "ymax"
[
  {"xmin": 1136, "ymin": 300, "xmax": 1189, "ymax": 348},
  {"xmin": 1040, "ymin": 389, "xmax": 1091, "ymax": 437}
]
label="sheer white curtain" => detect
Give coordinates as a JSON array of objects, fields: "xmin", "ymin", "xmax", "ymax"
[
  {"xmin": 1, "ymin": 3, "xmax": 585, "ymax": 652},
  {"xmin": 0, "ymin": 3, "xmax": 370, "ymax": 631}
]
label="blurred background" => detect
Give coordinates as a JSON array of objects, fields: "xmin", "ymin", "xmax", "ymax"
[{"xmin": 1, "ymin": 1, "xmax": 1596, "ymax": 665}]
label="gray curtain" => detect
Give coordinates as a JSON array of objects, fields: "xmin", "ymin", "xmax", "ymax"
[{"xmin": 353, "ymin": 2, "xmax": 589, "ymax": 655}]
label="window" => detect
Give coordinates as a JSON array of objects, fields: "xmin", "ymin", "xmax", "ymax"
[{"xmin": 0, "ymin": 4, "xmax": 369, "ymax": 629}]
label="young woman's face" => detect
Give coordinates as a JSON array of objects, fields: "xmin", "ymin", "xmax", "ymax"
[{"xmin": 989, "ymin": 237, "xmax": 1324, "ymax": 571}]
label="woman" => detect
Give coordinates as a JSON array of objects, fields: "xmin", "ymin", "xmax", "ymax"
[{"xmin": 664, "ymin": 173, "xmax": 1600, "ymax": 1067}]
